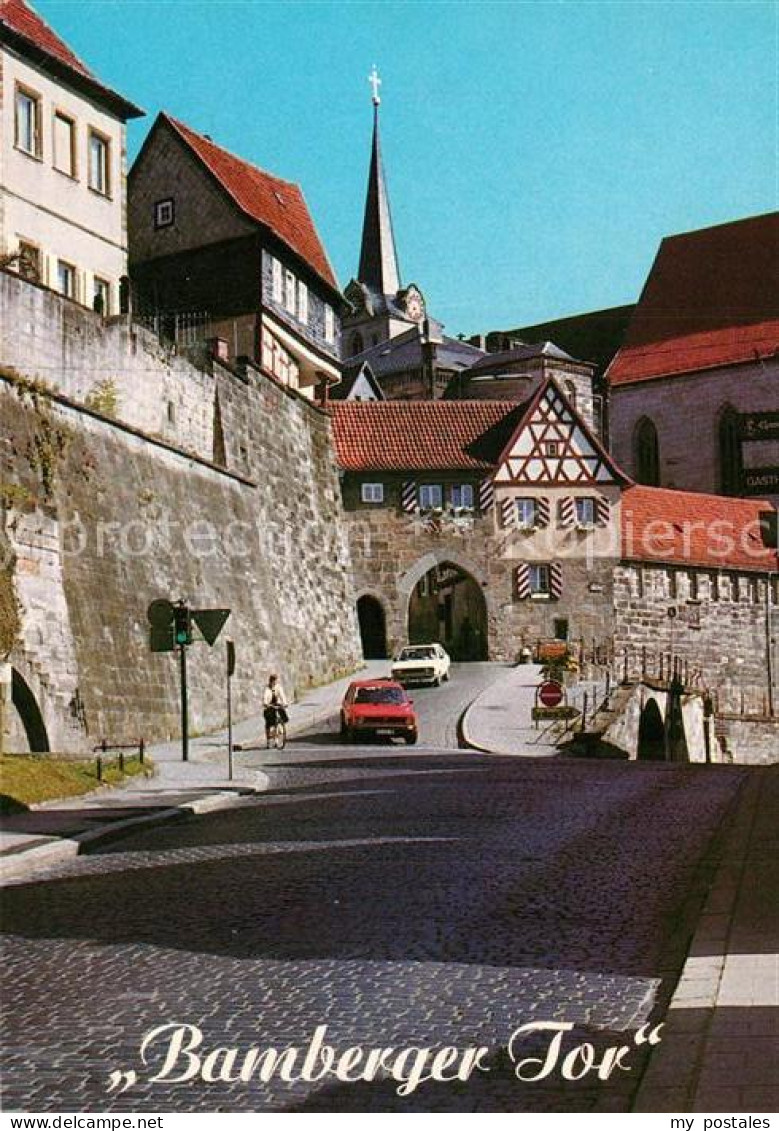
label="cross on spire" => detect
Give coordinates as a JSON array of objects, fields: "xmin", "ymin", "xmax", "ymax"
[{"xmin": 368, "ymin": 64, "xmax": 381, "ymax": 106}]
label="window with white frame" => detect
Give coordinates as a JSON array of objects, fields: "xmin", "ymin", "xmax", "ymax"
[
  {"xmin": 419, "ymin": 484, "xmax": 443, "ymax": 510},
  {"xmin": 451, "ymin": 483, "xmax": 474, "ymax": 509},
  {"xmin": 284, "ymin": 269, "xmax": 296, "ymax": 314},
  {"xmin": 154, "ymin": 199, "xmax": 175, "ymax": 228},
  {"xmin": 15, "ymin": 86, "xmax": 41, "ymax": 157},
  {"xmin": 297, "ymin": 281, "xmax": 309, "ymax": 325},
  {"xmin": 271, "ymin": 256, "xmax": 283, "ymax": 303},
  {"xmin": 56, "ymin": 260, "xmax": 76, "ymax": 299},
  {"xmin": 53, "ymin": 112, "xmax": 76, "ymax": 177},
  {"xmin": 324, "ymin": 304, "xmax": 335, "ymax": 344},
  {"xmin": 529, "ymin": 564, "xmax": 551, "ymax": 596},
  {"xmin": 515, "ymin": 497, "xmax": 537, "ymax": 527},
  {"xmin": 361, "ymin": 482, "xmax": 384, "ymax": 504},
  {"xmin": 88, "ymin": 130, "xmax": 110, "ymax": 195},
  {"xmin": 575, "ymin": 497, "xmax": 596, "ymax": 526},
  {"xmin": 93, "ymin": 277, "xmax": 110, "ymax": 315}
]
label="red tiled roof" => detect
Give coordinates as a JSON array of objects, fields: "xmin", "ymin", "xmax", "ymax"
[
  {"xmin": 608, "ymin": 320, "xmax": 779, "ymax": 385},
  {"xmin": 608, "ymin": 213, "xmax": 779, "ymax": 386},
  {"xmin": 164, "ymin": 115, "xmax": 338, "ymax": 292},
  {"xmin": 330, "ymin": 401, "xmax": 527, "ymax": 471},
  {"xmin": 0, "ymin": 0, "xmax": 92, "ymax": 76},
  {"xmin": 0, "ymin": 0, "xmax": 143, "ymax": 118},
  {"xmin": 621, "ymin": 485, "xmax": 777, "ymax": 573}
]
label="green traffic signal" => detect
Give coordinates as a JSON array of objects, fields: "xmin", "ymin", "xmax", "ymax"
[{"xmin": 173, "ymin": 604, "xmax": 192, "ymax": 646}]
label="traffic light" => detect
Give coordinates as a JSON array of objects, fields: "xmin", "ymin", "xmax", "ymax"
[{"xmin": 173, "ymin": 603, "xmax": 192, "ymax": 646}]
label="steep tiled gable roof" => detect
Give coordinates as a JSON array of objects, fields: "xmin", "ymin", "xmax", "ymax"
[
  {"xmin": 622, "ymin": 485, "xmax": 777, "ymax": 573},
  {"xmin": 0, "ymin": 0, "xmax": 90, "ymax": 74},
  {"xmin": 330, "ymin": 400, "xmax": 528, "ymax": 471},
  {"xmin": 608, "ymin": 213, "xmax": 779, "ymax": 386},
  {"xmin": 0, "ymin": 0, "xmax": 143, "ymax": 118},
  {"xmin": 164, "ymin": 115, "xmax": 338, "ymax": 293}
]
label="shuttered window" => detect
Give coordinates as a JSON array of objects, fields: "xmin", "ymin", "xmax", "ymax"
[
  {"xmin": 298, "ymin": 281, "xmax": 309, "ymax": 325},
  {"xmin": 54, "ymin": 112, "xmax": 76, "ymax": 177},
  {"xmin": 271, "ymin": 257, "xmax": 283, "ymax": 303}
]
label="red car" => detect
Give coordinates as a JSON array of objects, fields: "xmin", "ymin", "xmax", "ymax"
[{"xmin": 340, "ymin": 679, "xmax": 418, "ymax": 745}]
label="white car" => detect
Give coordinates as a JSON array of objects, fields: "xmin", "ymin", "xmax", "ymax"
[{"xmin": 390, "ymin": 643, "xmax": 451, "ymax": 687}]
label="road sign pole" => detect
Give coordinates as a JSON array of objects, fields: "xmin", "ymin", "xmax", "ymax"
[
  {"xmin": 227, "ymin": 648, "xmax": 233, "ymax": 783},
  {"xmin": 180, "ymin": 642, "xmax": 189, "ymax": 763}
]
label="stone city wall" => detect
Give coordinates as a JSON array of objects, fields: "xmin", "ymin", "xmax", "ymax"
[
  {"xmin": 0, "ymin": 281, "xmax": 361, "ymax": 752},
  {"xmin": 613, "ymin": 563, "xmax": 778, "ymax": 714}
]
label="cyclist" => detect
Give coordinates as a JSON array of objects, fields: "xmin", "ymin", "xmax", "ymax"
[{"xmin": 263, "ymin": 673, "xmax": 289, "ymax": 746}]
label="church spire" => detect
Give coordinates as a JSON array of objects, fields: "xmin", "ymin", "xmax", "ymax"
[{"xmin": 357, "ymin": 66, "xmax": 401, "ymax": 298}]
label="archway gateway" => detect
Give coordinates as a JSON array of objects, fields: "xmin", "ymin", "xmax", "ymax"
[
  {"xmin": 408, "ymin": 561, "xmax": 488, "ymax": 660},
  {"xmin": 356, "ymin": 595, "xmax": 388, "ymax": 659}
]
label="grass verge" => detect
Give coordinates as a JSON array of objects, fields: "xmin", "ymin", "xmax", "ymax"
[{"xmin": 0, "ymin": 754, "xmax": 149, "ymax": 813}]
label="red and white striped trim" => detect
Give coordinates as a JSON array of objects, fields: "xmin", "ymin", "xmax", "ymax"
[
  {"xmin": 595, "ymin": 496, "xmax": 610, "ymax": 526},
  {"xmin": 535, "ymin": 496, "xmax": 551, "ymax": 527},
  {"xmin": 558, "ymin": 497, "xmax": 576, "ymax": 527},
  {"xmin": 479, "ymin": 477, "xmax": 495, "ymax": 513},
  {"xmin": 500, "ymin": 498, "xmax": 514, "ymax": 528},
  {"xmin": 514, "ymin": 563, "xmax": 531, "ymax": 599},
  {"xmin": 401, "ymin": 480, "xmax": 418, "ymax": 513},
  {"xmin": 549, "ymin": 562, "xmax": 563, "ymax": 599}
]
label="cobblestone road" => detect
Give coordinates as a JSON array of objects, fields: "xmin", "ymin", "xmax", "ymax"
[{"xmin": 1, "ymin": 719, "xmax": 746, "ymax": 1113}]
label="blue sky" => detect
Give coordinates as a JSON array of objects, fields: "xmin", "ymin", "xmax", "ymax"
[{"xmin": 36, "ymin": 0, "xmax": 777, "ymax": 335}]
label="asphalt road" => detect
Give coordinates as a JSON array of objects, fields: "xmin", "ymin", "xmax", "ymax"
[
  {"xmin": 1, "ymin": 708, "xmax": 746, "ymax": 1113},
  {"xmin": 294, "ymin": 661, "xmax": 511, "ymax": 752}
]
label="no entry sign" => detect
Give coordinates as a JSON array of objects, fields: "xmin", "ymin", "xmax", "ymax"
[{"xmin": 538, "ymin": 680, "xmax": 564, "ymax": 708}]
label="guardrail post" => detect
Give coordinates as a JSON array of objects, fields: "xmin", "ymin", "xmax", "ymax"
[
  {"xmin": 139, "ymin": 738, "xmax": 145, "ymax": 764},
  {"xmin": 119, "ymin": 749, "xmax": 124, "ymax": 773}
]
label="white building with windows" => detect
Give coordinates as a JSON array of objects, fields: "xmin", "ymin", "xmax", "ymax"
[{"xmin": 0, "ymin": 0, "xmax": 143, "ymax": 313}]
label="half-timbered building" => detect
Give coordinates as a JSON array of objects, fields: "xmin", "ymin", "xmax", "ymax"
[{"xmin": 330, "ymin": 378, "xmax": 778, "ymax": 715}]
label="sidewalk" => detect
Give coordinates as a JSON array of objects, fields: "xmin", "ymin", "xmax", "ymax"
[
  {"xmin": 465, "ymin": 664, "xmax": 779, "ymax": 1113},
  {"xmin": 634, "ymin": 764, "xmax": 779, "ymax": 1113},
  {"xmin": 462, "ymin": 661, "xmax": 606, "ymax": 756},
  {"xmin": 0, "ymin": 660, "xmax": 387, "ymax": 878}
]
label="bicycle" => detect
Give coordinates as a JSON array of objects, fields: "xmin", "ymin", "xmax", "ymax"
[{"xmin": 265, "ymin": 705, "xmax": 287, "ymax": 750}]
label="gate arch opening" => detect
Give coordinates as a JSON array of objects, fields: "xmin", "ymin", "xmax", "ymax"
[
  {"xmin": 357, "ymin": 595, "xmax": 388, "ymax": 659},
  {"xmin": 637, "ymin": 698, "xmax": 665, "ymax": 761},
  {"xmin": 408, "ymin": 561, "xmax": 487, "ymax": 660},
  {"xmin": 11, "ymin": 668, "xmax": 50, "ymax": 753}
]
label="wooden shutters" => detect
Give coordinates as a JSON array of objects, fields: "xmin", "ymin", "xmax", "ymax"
[
  {"xmin": 479, "ymin": 477, "xmax": 495, "ymax": 513},
  {"xmin": 401, "ymin": 481, "xmax": 417, "ymax": 513}
]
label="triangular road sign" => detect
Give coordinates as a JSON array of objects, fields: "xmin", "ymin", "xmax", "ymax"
[{"xmin": 192, "ymin": 608, "xmax": 231, "ymax": 647}]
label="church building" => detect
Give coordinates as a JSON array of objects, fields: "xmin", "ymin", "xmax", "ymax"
[
  {"xmin": 341, "ymin": 69, "xmax": 486, "ymax": 398},
  {"xmin": 607, "ymin": 213, "xmax": 779, "ymax": 506}
]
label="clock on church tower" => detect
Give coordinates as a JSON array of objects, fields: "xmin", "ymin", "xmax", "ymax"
[{"xmin": 400, "ymin": 285, "xmax": 425, "ymax": 322}]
